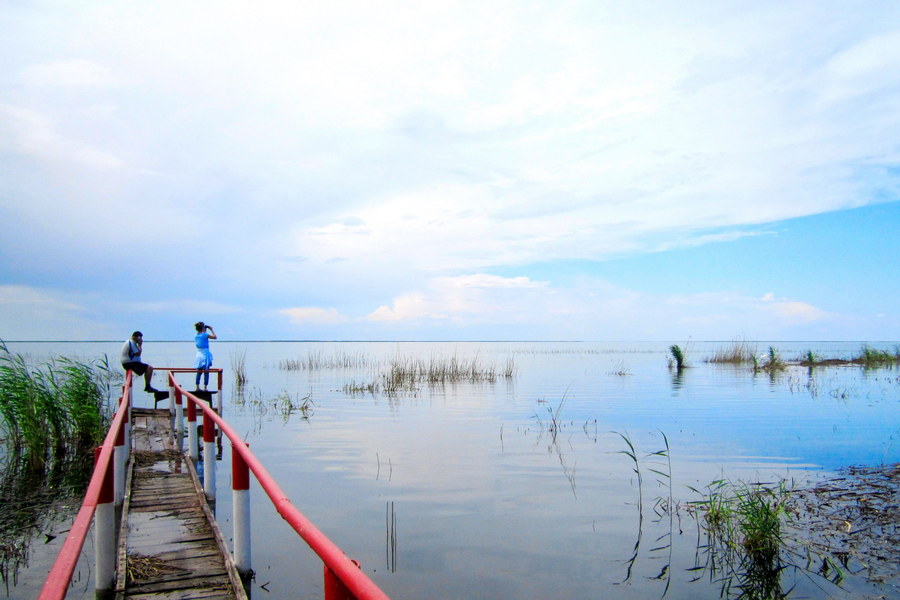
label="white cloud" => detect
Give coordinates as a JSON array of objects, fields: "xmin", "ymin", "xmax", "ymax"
[
  {"xmin": 0, "ymin": 103, "xmax": 124, "ymax": 168},
  {"xmin": 0, "ymin": 1, "xmax": 896, "ymax": 340}
]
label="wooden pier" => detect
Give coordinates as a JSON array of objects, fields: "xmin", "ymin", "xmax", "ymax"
[{"xmin": 116, "ymin": 407, "xmax": 246, "ymax": 600}]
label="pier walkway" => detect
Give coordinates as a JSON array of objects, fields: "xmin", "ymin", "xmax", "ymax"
[
  {"xmin": 117, "ymin": 407, "xmax": 245, "ymax": 600},
  {"xmin": 40, "ymin": 369, "xmax": 393, "ymax": 600}
]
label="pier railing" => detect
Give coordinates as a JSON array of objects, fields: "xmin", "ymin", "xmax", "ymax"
[
  {"xmin": 38, "ymin": 371, "xmax": 133, "ymax": 600},
  {"xmin": 39, "ymin": 368, "xmax": 394, "ymax": 600}
]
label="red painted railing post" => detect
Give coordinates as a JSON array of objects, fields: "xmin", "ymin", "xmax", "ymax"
[
  {"xmin": 187, "ymin": 390, "xmax": 198, "ymax": 461},
  {"xmin": 233, "ymin": 442, "xmax": 252, "ymax": 576},
  {"xmin": 174, "ymin": 386, "xmax": 184, "ymax": 453},
  {"xmin": 203, "ymin": 408, "xmax": 216, "ymax": 499},
  {"xmin": 94, "ymin": 446, "xmax": 116, "ymax": 593}
]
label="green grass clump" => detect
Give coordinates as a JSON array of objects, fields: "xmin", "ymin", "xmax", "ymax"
[
  {"xmin": 691, "ymin": 480, "xmax": 790, "ymax": 568},
  {"xmin": 0, "ymin": 342, "xmax": 111, "ymax": 471},
  {"xmin": 853, "ymin": 344, "xmax": 900, "ymax": 366},
  {"xmin": 669, "ymin": 345, "xmax": 686, "ymax": 370}
]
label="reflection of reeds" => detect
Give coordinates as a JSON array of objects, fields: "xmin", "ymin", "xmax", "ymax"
[{"xmin": 386, "ymin": 501, "xmax": 397, "ymax": 573}]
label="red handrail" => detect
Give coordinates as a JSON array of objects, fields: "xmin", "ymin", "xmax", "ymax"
[
  {"xmin": 38, "ymin": 372, "xmax": 132, "ymax": 600},
  {"xmin": 169, "ymin": 372, "xmax": 393, "ymax": 600}
]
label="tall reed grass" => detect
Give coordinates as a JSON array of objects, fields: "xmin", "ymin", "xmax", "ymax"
[
  {"xmin": 0, "ymin": 342, "xmax": 111, "ymax": 471},
  {"xmin": 707, "ymin": 338, "xmax": 758, "ymax": 364},
  {"xmin": 280, "ymin": 350, "xmax": 374, "ymax": 371},
  {"xmin": 382, "ymin": 354, "xmax": 512, "ymax": 393}
]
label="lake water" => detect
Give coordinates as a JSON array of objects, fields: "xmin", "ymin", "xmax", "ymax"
[{"xmin": 3, "ymin": 340, "xmax": 899, "ymax": 599}]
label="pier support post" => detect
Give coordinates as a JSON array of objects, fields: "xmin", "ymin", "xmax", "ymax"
[
  {"xmin": 232, "ymin": 442, "xmax": 252, "ymax": 575},
  {"xmin": 203, "ymin": 411, "xmax": 216, "ymax": 500},
  {"xmin": 94, "ymin": 447, "xmax": 116, "ymax": 594}
]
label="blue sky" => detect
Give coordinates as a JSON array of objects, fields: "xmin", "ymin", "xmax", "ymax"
[{"xmin": 1, "ymin": 1, "xmax": 898, "ymax": 341}]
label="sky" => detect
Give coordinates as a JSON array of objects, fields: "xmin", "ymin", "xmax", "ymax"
[{"xmin": 1, "ymin": 0, "xmax": 898, "ymax": 342}]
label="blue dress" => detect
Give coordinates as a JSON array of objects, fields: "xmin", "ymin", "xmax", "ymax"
[{"xmin": 194, "ymin": 332, "xmax": 213, "ymax": 370}]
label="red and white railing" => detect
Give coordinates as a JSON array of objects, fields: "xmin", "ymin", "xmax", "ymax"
[{"xmin": 38, "ymin": 368, "xmax": 394, "ymax": 600}]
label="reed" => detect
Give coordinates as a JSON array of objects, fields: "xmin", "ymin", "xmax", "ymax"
[
  {"xmin": 0, "ymin": 342, "xmax": 111, "ymax": 471},
  {"xmin": 688, "ymin": 479, "xmax": 790, "ymax": 563},
  {"xmin": 669, "ymin": 345, "xmax": 686, "ymax": 370},
  {"xmin": 707, "ymin": 338, "xmax": 758, "ymax": 364},
  {"xmin": 381, "ymin": 354, "xmax": 511, "ymax": 393},
  {"xmin": 759, "ymin": 346, "xmax": 785, "ymax": 372},
  {"xmin": 280, "ymin": 350, "xmax": 374, "ymax": 371},
  {"xmin": 230, "ymin": 348, "xmax": 248, "ymax": 386},
  {"xmin": 853, "ymin": 344, "xmax": 900, "ymax": 366}
]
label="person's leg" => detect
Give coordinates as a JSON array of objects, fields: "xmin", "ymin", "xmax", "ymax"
[
  {"xmin": 203, "ymin": 370, "xmax": 210, "ymax": 388},
  {"xmin": 144, "ymin": 365, "xmax": 155, "ymax": 391},
  {"xmin": 195, "ymin": 370, "xmax": 201, "ymax": 387}
]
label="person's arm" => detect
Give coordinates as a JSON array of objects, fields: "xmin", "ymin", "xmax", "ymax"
[{"xmin": 206, "ymin": 325, "xmax": 217, "ymax": 340}]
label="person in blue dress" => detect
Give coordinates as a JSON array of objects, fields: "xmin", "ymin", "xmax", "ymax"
[{"xmin": 193, "ymin": 322, "xmax": 217, "ymax": 389}]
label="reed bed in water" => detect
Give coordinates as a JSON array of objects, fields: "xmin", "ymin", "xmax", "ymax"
[
  {"xmin": 0, "ymin": 342, "xmax": 111, "ymax": 471},
  {"xmin": 382, "ymin": 355, "xmax": 514, "ymax": 393},
  {"xmin": 279, "ymin": 350, "xmax": 374, "ymax": 371},
  {"xmin": 706, "ymin": 338, "xmax": 758, "ymax": 364}
]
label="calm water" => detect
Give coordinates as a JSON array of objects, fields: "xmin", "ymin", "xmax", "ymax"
[{"xmin": 4, "ymin": 340, "xmax": 899, "ymax": 599}]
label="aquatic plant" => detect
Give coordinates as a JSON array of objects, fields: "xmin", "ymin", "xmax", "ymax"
[
  {"xmin": 687, "ymin": 478, "xmax": 793, "ymax": 598},
  {"xmin": 757, "ymin": 346, "xmax": 785, "ymax": 373},
  {"xmin": 0, "ymin": 342, "xmax": 111, "ymax": 471},
  {"xmin": 853, "ymin": 344, "xmax": 899, "ymax": 366},
  {"xmin": 230, "ymin": 347, "xmax": 248, "ymax": 387},
  {"xmin": 280, "ymin": 350, "xmax": 374, "ymax": 371},
  {"xmin": 707, "ymin": 338, "xmax": 758, "ymax": 364},
  {"xmin": 381, "ymin": 354, "xmax": 511, "ymax": 394},
  {"xmin": 669, "ymin": 345, "xmax": 686, "ymax": 370}
]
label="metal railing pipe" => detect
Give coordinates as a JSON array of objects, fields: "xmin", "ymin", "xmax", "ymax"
[
  {"xmin": 169, "ymin": 373, "xmax": 393, "ymax": 600},
  {"xmin": 38, "ymin": 383, "xmax": 132, "ymax": 600}
]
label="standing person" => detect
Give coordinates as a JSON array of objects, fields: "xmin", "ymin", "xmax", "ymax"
[
  {"xmin": 193, "ymin": 322, "xmax": 217, "ymax": 389},
  {"xmin": 120, "ymin": 331, "xmax": 157, "ymax": 393}
]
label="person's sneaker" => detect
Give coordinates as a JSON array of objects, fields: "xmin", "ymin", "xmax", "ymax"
[{"xmin": 145, "ymin": 386, "xmax": 159, "ymax": 393}]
